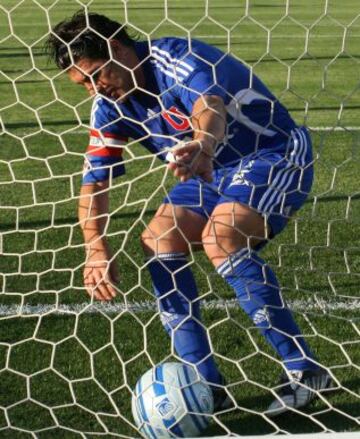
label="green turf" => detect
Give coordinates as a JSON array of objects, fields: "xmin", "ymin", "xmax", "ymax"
[{"xmin": 0, "ymin": 0, "xmax": 359, "ymax": 437}]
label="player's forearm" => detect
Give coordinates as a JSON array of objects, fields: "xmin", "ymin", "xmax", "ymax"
[
  {"xmin": 191, "ymin": 95, "xmax": 227, "ymax": 151},
  {"xmin": 78, "ymin": 181, "xmax": 110, "ymax": 255}
]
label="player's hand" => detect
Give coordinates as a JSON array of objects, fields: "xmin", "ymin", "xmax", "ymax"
[
  {"xmin": 167, "ymin": 139, "xmax": 214, "ymax": 183},
  {"xmin": 83, "ymin": 245, "xmax": 119, "ymax": 301}
]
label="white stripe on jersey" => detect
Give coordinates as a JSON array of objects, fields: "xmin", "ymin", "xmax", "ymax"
[
  {"xmin": 151, "ymin": 46, "xmax": 194, "ymax": 73},
  {"xmin": 90, "ymin": 97, "xmax": 101, "ymax": 128},
  {"xmin": 258, "ymin": 131, "xmax": 305, "ymax": 213},
  {"xmin": 150, "ymin": 59, "xmax": 185, "ymax": 82},
  {"xmin": 152, "ymin": 51, "xmax": 190, "ymax": 77},
  {"xmin": 89, "ymin": 136, "xmax": 126, "ymax": 147},
  {"xmin": 257, "ymin": 128, "xmax": 308, "ymax": 214}
]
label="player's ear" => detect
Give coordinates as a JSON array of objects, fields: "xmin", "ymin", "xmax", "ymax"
[{"xmin": 109, "ymin": 39, "xmax": 128, "ymax": 62}]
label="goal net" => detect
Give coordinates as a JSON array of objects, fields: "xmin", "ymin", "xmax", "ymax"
[{"xmin": 0, "ymin": 0, "xmax": 359, "ymax": 437}]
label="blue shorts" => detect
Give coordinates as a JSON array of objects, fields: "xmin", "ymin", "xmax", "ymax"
[{"xmin": 164, "ymin": 127, "xmax": 313, "ymax": 239}]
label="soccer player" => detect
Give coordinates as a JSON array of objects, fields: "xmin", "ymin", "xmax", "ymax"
[{"xmin": 47, "ymin": 11, "xmax": 332, "ymax": 416}]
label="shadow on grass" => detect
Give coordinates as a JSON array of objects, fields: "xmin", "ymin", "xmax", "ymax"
[
  {"xmin": 4, "ymin": 103, "xmax": 360, "ymax": 131},
  {"xmin": 2, "ymin": 191, "xmax": 360, "ymax": 233},
  {"xmin": 0, "ymin": 208, "xmax": 157, "ymax": 232},
  {"xmin": 206, "ymin": 376, "xmax": 360, "ymax": 436}
]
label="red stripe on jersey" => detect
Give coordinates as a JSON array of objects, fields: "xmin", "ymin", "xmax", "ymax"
[
  {"xmin": 86, "ymin": 145, "xmax": 123, "ymax": 157},
  {"xmin": 89, "ymin": 129, "xmax": 127, "ymax": 141},
  {"xmin": 87, "ymin": 129, "xmax": 127, "ymax": 157}
]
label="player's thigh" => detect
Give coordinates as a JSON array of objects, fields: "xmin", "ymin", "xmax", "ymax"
[
  {"xmin": 203, "ymin": 134, "xmax": 313, "ymax": 266},
  {"xmin": 219, "ymin": 137, "xmax": 313, "ymax": 240},
  {"xmin": 202, "ymin": 202, "xmax": 268, "ymax": 267},
  {"xmin": 142, "ymin": 173, "xmax": 221, "ymax": 255},
  {"xmin": 141, "ymin": 203, "xmax": 207, "ymax": 255}
]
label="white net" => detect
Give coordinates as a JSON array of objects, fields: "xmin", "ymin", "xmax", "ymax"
[{"xmin": 0, "ymin": 0, "xmax": 359, "ymax": 437}]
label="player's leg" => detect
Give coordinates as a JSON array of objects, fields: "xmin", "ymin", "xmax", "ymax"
[
  {"xmin": 141, "ymin": 203, "xmax": 204, "ymax": 255},
  {"xmin": 202, "ymin": 128, "xmax": 331, "ymax": 414},
  {"xmin": 202, "ymin": 201, "xmax": 317, "ymax": 371},
  {"xmin": 141, "ymin": 182, "xmax": 224, "ymax": 386}
]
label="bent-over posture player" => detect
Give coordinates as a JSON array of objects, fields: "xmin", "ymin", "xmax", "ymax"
[{"xmin": 47, "ymin": 11, "xmax": 331, "ymax": 416}]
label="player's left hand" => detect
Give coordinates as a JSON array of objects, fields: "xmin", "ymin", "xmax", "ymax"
[
  {"xmin": 83, "ymin": 244, "xmax": 120, "ymax": 301},
  {"xmin": 167, "ymin": 139, "xmax": 214, "ymax": 183}
]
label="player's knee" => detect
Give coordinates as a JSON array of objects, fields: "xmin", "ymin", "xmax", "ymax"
[
  {"xmin": 201, "ymin": 221, "xmax": 249, "ymax": 266},
  {"xmin": 202, "ymin": 222, "xmax": 230, "ymax": 260},
  {"xmin": 140, "ymin": 227, "xmax": 155, "ymax": 254},
  {"xmin": 140, "ymin": 225, "xmax": 166, "ymax": 254},
  {"xmin": 140, "ymin": 221, "xmax": 189, "ymax": 255}
]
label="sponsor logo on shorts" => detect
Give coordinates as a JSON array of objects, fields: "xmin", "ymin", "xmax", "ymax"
[{"xmin": 229, "ymin": 160, "xmax": 254, "ymax": 187}]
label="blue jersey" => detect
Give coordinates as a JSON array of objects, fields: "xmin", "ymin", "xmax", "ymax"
[{"xmin": 83, "ymin": 37, "xmax": 297, "ymax": 183}]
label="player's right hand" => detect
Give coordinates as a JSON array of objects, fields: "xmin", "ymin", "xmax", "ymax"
[
  {"xmin": 83, "ymin": 245, "xmax": 119, "ymax": 301},
  {"xmin": 167, "ymin": 139, "xmax": 214, "ymax": 183}
]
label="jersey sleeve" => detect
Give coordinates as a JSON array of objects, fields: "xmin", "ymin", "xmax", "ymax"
[
  {"xmin": 82, "ymin": 97, "xmax": 129, "ymax": 184},
  {"xmin": 170, "ymin": 40, "xmax": 230, "ymax": 113}
]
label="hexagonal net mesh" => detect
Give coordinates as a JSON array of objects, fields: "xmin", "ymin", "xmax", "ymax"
[{"xmin": 0, "ymin": 0, "xmax": 359, "ymax": 437}]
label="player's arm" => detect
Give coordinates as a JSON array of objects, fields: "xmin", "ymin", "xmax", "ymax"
[
  {"xmin": 192, "ymin": 94, "xmax": 227, "ymax": 149},
  {"xmin": 79, "ymin": 127, "xmax": 127, "ymax": 301},
  {"xmin": 79, "ymin": 181, "xmax": 119, "ymax": 301},
  {"xmin": 168, "ymin": 94, "xmax": 227, "ymax": 182}
]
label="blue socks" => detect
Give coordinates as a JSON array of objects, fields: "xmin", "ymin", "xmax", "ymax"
[
  {"xmin": 147, "ymin": 253, "xmax": 223, "ymax": 384},
  {"xmin": 216, "ymin": 248, "xmax": 317, "ymax": 371},
  {"xmin": 147, "ymin": 248, "xmax": 317, "ymax": 382}
]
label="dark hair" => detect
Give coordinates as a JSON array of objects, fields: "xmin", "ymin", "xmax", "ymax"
[{"xmin": 46, "ymin": 10, "xmax": 136, "ymax": 69}]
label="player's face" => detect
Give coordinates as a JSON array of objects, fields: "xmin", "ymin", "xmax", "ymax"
[{"xmin": 68, "ymin": 56, "xmax": 135, "ymax": 101}]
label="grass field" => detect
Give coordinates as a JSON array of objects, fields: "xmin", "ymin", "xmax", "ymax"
[{"xmin": 0, "ymin": 0, "xmax": 360, "ymax": 437}]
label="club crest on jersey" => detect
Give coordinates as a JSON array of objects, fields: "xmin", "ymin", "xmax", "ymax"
[{"xmin": 162, "ymin": 106, "xmax": 190, "ymax": 131}]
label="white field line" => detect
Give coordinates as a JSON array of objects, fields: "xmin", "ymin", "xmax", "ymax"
[
  {"xmin": 199, "ymin": 433, "xmax": 360, "ymax": 439},
  {"xmin": 24, "ymin": 127, "xmax": 360, "ymax": 136},
  {"xmin": 7, "ymin": 22, "xmax": 360, "ymax": 35},
  {"xmin": 310, "ymin": 126, "xmax": 360, "ymax": 131},
  {"xmin": 7, "ymin": 126, "xmax": 360, "ymax": 140},
  {"xmin": 0, "ymin": 298, "xmax": 359, "ymax": 317}
]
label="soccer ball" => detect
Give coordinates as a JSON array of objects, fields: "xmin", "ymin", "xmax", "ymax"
[{"xmin": 132, "ymin": 362, "xmax": 214, "ymax": 438}]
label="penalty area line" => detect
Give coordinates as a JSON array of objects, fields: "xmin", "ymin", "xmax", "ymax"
[{"xmin": 0, "ymin": 298, "xmax": 359, "ymax": 316}]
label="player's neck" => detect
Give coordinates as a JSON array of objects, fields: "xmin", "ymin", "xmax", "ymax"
[{"xmin": 134, "ymin": 62, "xmax": 145, "ymax": 89}]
